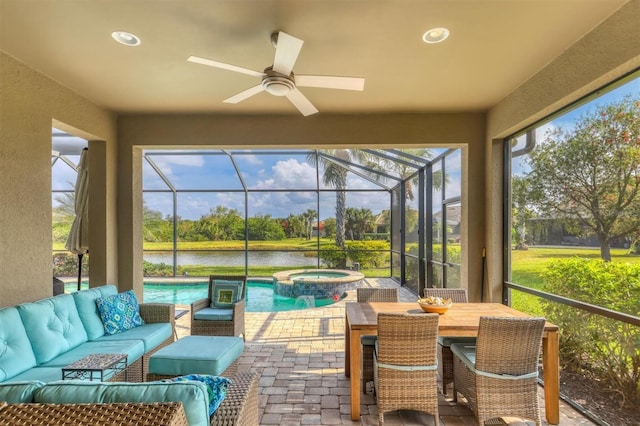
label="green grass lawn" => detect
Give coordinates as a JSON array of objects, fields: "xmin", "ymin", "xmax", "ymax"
[
  {"xmin": 511, "ymin": 246, "xmax": 639, "ymax": 288},
  {"xmin": 510, "ymin": 246, "xmax": 639, "ymax": 315}
]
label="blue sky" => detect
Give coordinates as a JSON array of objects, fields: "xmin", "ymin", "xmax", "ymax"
[
  {"xmin": 512, "ymin": 75, "xmax": 639, "ymax": 176},
  {"xmin": 141, "ymin": 149, "xmax": 459, "ymax": 220}
]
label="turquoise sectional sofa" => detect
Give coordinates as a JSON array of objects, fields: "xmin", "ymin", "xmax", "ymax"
[
  {"xmin": 0, "ymin": 371, "xmax": 259, "ymax": 425},
  {"xmin": 0, "ymin": 285, "xmax": 260, "ymax": 425},
  {"xmin": 0, "ymin": 284, "xmax": 175, "ymax": 384}
]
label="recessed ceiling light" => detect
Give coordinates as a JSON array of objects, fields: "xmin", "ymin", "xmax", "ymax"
[
  {"xmin": 422, "ymin": 27, "xmax": 449, "ymax": 44},
  {"xmin": 111, "ymin": 31, "xmax": 141, "ymax": 46}
]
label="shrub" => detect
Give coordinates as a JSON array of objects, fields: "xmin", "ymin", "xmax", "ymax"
[
  {"xmin": 319, "ymin": 247, "xmax": 347, "ymax": 268},
  {"xmin": 345, "ymin": 241, "xmax": 388, "ymax": 269},
  {"xmin": 53, "ymin": 252, "xmax": 89, "ymax": 277},
  {"xmin": 540, "ymin": 258, "xmax": 640, "ymax": 407},
  {"xmin": 143, "ymin": 260, "xmax": 174, "ymax": 277}
]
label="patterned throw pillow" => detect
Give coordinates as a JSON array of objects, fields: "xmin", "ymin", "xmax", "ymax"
[
  {"xmin": 210, "ymin": 279, "xmax": 244, "ymax": 309},
  {"xmin": 95, "ymin": 290, "xmax": 144, "ymax": 335},
  {"xmin": 161, "ymin": 374, "xmax": 232, "ymax": 416}
]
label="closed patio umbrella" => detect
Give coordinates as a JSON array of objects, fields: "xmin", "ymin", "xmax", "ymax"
[{"xmin": 65, "ymin": 148, "xmax": 89, "ymax": 291}]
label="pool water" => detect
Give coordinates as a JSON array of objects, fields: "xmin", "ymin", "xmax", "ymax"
[{"xmin": 66, "ymin": 280, "xmax": 340, "ymax": 312}]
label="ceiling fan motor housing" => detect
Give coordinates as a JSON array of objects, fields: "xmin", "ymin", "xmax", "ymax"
[{"xmin": 262, "ymin": 68, "xmax": 295, "ymax": 96}]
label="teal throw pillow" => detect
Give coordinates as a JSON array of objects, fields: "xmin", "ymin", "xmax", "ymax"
[
  {"xmin": 161, "ymin": 374, "xmax": 232, "ymax": 416},
  {"xmin": 95, "ymin": 290, "xmax": 144, "ymax": 335},
  {"xmin": 211, "ymin": 280, "xmax": 243, "ymax": 308}
]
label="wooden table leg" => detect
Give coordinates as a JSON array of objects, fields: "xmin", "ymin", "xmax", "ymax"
[
  {"xmin": 542, "ymin": 331, "xmax": 560, "ymax": 424},
  {"xmin": 349, "ymin": 329, "xmax": 362, "ymax": 421},
  {"xmin": 345, "ymin": 313, "xmax": 350, "ymax": 377}
]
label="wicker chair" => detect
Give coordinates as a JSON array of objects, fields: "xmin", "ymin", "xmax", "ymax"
[
  {"xmin": 191, "ymin": 275, "xmax": 246, "ymax": 340},
  {"xmin": 451, "ymin": 316, "xmax": 546, "ymax": 426},
  {"xmin": 373, "ymin": 312, "xmax": 440, "ymax": 425},
  {"xmin": 423, "ymin": 287, "xmax": 474, "ymax": 397},
  {"xmin": 356, "ymin": 288, "xmax": 399, "ymax": 392}
]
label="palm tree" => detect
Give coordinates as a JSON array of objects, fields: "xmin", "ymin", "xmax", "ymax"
[
  {"xmin": 300, "ymin": 209, "xmax": 317, "ymax": 240},
  {"xmin": 307, "ymin": 150, "xmax": 373, "ymax": 250},
  {"xmin": 346, "ymin": 207, "xmax": 375, "ymax": 240},
  {"xmin": 371, "ymin": 148, "xmax": 445, "ymax": 202}
]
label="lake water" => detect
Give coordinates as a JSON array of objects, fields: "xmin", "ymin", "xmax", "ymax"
[{"xmin": 144, "ymin": 250, "xmax": 318, "ymax": 267}]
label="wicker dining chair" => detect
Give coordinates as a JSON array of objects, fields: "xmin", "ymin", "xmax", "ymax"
[
  {"xmin": 190, "ymin": 275, "xmax": 246, "ymax": 340},
  {"xmin": 356, "ymin": 288, "xmax": 399, "ymax": 392},
  {"xmin": 451, "ymin": 316, "xmax": 546, "ymax": 426},
  {"xmin": 374, "ymin": 312, "xmax": 440, "ymax": 426},
  {"xmin": 423, "ymin": 287, "xmax": 475, "ymax": 397}
]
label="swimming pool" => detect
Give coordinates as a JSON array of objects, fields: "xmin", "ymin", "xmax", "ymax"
[{"xmin": 66, "ymin": 280, "xmax": 341, "ymax": 312}]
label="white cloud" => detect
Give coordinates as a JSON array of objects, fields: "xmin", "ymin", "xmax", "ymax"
[
  {"xmin": 236, "ymin": 154, "xmax": 262, "ymax": 165},
  {"xmin": 254, "ymin": 159, "xmax": 316, "ymax": 189}
]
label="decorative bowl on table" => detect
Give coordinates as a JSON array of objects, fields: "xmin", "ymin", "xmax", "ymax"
[{"xmin": 417, "ymin": 296, "xmax": 453, "ymax": 314}]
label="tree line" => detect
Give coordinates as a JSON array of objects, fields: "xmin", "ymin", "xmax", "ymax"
[
  {"xmin": 140, "ymin": 205, "xmax": 389, "ymax": 243},
  {"xmin": 512, "ymin": 95, "xmax": 640, "ymax": 260}
]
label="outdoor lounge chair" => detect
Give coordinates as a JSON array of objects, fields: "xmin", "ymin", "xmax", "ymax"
[
  {"xmin": 451, "ymin": 316, "xmax": 546, "ymax": 426},
  {"xmin": 356, "ymin": 288, "xmax": 399, "ymax": 392},
  {"xmin": 190, "ymin": 275, "xmax": 246, "ymax": 340},
  {"xmin": 423, "ymin": 287, "xmax": 474, "ymax": 397},
  {"xmin": 374, "ymin": 312, "xmax": 440, "ymax": 426}
]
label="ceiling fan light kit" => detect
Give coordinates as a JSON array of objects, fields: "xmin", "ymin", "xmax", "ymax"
[
  {"xmin": 188, "ymin": 30, "xmax": 365, "ymax": 116},
  {"xmin": 261, "ymin": 68, "xmax": 295, "ymax": 96}
]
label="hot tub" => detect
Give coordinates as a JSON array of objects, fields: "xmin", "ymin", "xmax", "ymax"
[{"xmin": 272, "ymin": 269, "xmax": 365, "ymax": 299}]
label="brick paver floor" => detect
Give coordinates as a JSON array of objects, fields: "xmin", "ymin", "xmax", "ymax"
[{"xmin": 174, "ymin": 278, "xmax": 595, "ymax": 425}]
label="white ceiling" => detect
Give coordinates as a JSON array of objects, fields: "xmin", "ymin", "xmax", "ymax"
[{"xmin": 0, "ymin": 0, "xmax": 629, "ymax": 116}]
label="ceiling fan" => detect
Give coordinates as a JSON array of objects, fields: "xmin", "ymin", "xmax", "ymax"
[{"xmin": 188, "ymin": 31, "xmax": 365, "ymax": 116}]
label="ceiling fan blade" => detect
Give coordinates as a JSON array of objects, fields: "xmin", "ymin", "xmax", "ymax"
[
  {"xmin": 296, "ymin": 75, "xmax": 365, "ymax": 91},
  {"xmin": 223, "ymin": 84, "xmax": 265, "ymax": 104},
  {"xmin": 188, "ymin": 56, "xmax": 264, "ymax": 78},
  {"xmin": 272, "ymin": 32, "xmax": 304, "ymax": 76},
  {"xmin": 286, "ymin": 88, "xmax": 319, "ymax": 116}
]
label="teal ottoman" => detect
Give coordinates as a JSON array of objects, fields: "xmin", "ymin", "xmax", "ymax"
[{"xmin": 146, "ymin": 335, "xmax": 244, "ymax": 381}]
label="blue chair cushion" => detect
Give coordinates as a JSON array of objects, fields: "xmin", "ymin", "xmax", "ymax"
[
  {"xmin": 5, "ymin": 367, "xmax": 71, "ymax": 384},
  {"xmin": 439, "ymin": 336, "xmax": 476, "ymax": 347},
  {"xmin": 73, "ymin": 285, "xmax": 118, "ymax": 340},
  {"xmin": 361, "ymin": 335, "xmax": 377, "ymax": 346},
  {"xmin": 0, "ymin": 307, "xmax": 37, "ymax": 381},
  {"xmin": 96, "ymin": 322, "xmax": 172, "ymax": 353},
  {"xmin": 161, "ymin": 374, "xmax": 232, "ymax": 416},
  {"xmin": 210, "ymin": 279, "xmax": 243, "ymax": 308},
  {"xmin": 0, "ymin": 381, "xmax": 45, "ymax": 403},
  {"xmin": 450, "ymin": 342, "xmax": 477, "ymax": 369},
  {"xmin": 148, "ymin": 336, "xmax": 244, "ymax": 377},
  {"xmin": 194, "ymin": 307, "xmax": 234, "ymax": 321},
  {"xmin": 95, "ymin": 290, "xmax": 144, "ymax": 335},
  {"xmin": 17, "ymin": 294, "xmax": 88, "ymax": 364},
  {"xmin": 39, "ymin": 340, "xmax": 145, "ymax": 381},
  {"xmin": 34, "ymin": 379, "xmax": 210, "ymax": 426}
]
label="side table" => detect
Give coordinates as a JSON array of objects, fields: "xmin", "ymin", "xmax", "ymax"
[{"xmin": 62, "ymin": 353, "xmax": 128, "ymax": 381}]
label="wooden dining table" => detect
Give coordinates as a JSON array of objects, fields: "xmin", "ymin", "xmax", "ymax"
[{"xmin": 344, "ymin": 302, "xmax": 560, "ymax": 424}]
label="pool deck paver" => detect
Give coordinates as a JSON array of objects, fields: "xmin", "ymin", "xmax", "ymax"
[{"xmin": 174, "ymin": 278, "xmax": 596, "ymax": 426}]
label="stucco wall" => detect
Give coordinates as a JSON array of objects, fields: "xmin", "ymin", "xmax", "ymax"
[{"xmin": 0, "ymin": 52, "xmax": 118, "ymax": 307}]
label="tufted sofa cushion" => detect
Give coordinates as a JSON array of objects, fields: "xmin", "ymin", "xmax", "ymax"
[
  {"xmin": 0, "ymin": 381, "xmax": 46, "ymax": 403},
  {"xmin": 34, "ymin": 380, "xmax": 211, "ymax": 426},
  {"xmin": 0, "ymin": 308, "xmax": 37, "ymax": 381},
  {"xmin": 17, "ymin": 294, "xmax": 88, "ymax": 364},
  {"xmin": 73, "ymin": 284, "xmax": 118, "ymax": 340}
]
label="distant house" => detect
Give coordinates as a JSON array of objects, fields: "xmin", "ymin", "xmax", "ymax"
[
  {"xmin": 432, "ymin": 205, "xmax": 462, "ymax": 243},
  {"xmin": 526, "ymin": 217, "xmax": 632, "ymax": 248},
  {"xmin": 312, "ymin": 220, "xmax": 326, "ymax": 237}
]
